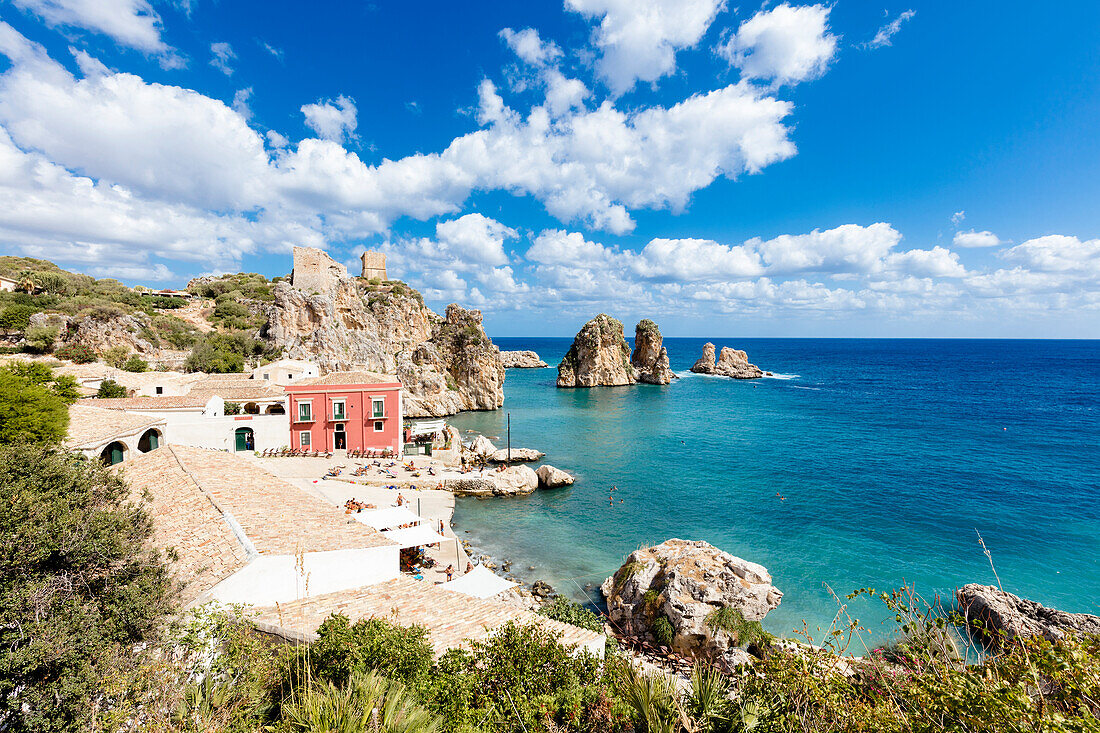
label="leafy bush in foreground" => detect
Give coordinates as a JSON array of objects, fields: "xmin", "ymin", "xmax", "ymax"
[{"xmin": 539, "ymin": 596, "xmax": 606, "ymax": 633}]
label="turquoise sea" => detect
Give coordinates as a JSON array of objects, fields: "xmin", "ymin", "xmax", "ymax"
[{"xmin": 449, "ymin": 338, "xmax": 1100, "ymax": 643}]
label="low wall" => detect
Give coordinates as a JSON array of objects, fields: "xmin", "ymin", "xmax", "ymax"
[{"xmin": 131, "ymin": 412, "xmax": 291, "ymax": 452}]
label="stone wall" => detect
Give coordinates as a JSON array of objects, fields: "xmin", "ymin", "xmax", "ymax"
[
  {"xmin": 361, "ymin": 251, "xmax": 387, "ymax": 280},
  {"xmin": 291, "ymin": 247, "xmax": 348, "ymax": 294}
]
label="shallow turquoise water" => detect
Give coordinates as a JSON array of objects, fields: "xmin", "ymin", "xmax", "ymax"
[{"xmin": 449, "ymin": 338, "xmax": 1100, "ymax": 643}]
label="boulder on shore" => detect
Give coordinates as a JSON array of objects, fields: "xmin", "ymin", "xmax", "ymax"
[
  {"xmin": 500, "ymin": 350, "xmax": 549, "ymax": 368},
  {"xmin": 557, "ymin": 314, "xmax": 636, "ymax": 388},
  {"xmin": 445, "ymin": 465, "xmax": 539, "ymax": 497},
  {"xmin": 602, "ymin": 539, "xmax": 782, "ymax": 662},
  {"xmin": 957, "ymin": 584, "xmax": 1100, "ymax": 650},
  {"xmin": 489, "ymin": 447, "xmax": 545, "ymax": 463},
  {"xmin": 689, "ymin": 342, "xmax": 763, "ymax": 379},
  {"xmin": 468, "ymin": 434, "xmax": 498, "ymax": 457},
  {"xmin": 630, "ymin": 319, "xmax": 677, "ymax": 385},
  {"xmin": 536, "ymin": 464, "xmax": 575, "ymax": 489},
  {"xmin": 690, "ymin": 343, "xmax": 717, "ymax": 374}
]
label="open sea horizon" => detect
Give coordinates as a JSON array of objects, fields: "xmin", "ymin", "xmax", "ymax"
[{"xmin": 449, "ymin": 338, "xmax": 1100, "ymax": 645}]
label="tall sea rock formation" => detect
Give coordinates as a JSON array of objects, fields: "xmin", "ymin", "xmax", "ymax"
[
  {"xmin": 265, "ymin": 247, "xmax": 504, "ymax": 417},
  {"xmin": 556, "ymin": 314, "xmax": 636, "ymax": 388},
  {"xmin": 630, "ymin": 319, "xmax": 676, "ymax": 385},
  {"xmin": 690, "ymin": 343, "xmax": 764, "ymax": 379}
]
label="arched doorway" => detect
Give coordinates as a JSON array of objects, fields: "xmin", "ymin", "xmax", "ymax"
[
  {"xmin": 101, "ymin": 441, "xmax": 126, "ymax": 465},
  {"xmin": 333, "ymin": 423, "xmax": 347, "ymax": 450},
  {"xmin": 138, "ymin": 428, "xmax": 161, "ymax": 453},
  {"xmin": 234, "ymin": 427, "xmax": 255, "ymax": 452},
  {"xmin": 265, "ymin": 403, "xmax": 285, "ymax": 415},
  {"xmin": 243, "ymin": 402, "xmax": 260, "ymax": 415}
]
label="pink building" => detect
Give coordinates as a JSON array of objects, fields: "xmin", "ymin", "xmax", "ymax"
[{"xmin": 284, "ymin": 371, "xmax": 403, "ymax": 455}]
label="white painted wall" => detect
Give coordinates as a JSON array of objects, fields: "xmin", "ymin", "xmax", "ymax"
[
  {"xmin": 125, "ymin": 406, "xmax": 291, "ymax": 452},
  {"xmin": 210, "ymin": 546, "xmax": 400, "ymax": 606},
  {"xmin": 253, "ymin": 360, "xmax": 319, "ymax": 386}
]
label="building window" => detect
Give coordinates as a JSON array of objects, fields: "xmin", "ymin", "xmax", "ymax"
[
  {"xmin": 333, "ymin": 400, "xmax": 346, "ymax": 420},
  {"xmin": 155, "ymin": 386, "xmax": 163, "ymax": 395},
  {"xmin": 372, "ymin": 398, "xmax": 385, "ymax": 418},
  {"xmin": 298, "ymin": 401, "xmax": 312, "ymax": 421},
  {"xmin": 288, "ymin": 374, "xmax": 293, "ymax": 379},
  {"xmin": 263, "ymin": 373, "xmax": 269, "ymax": 380},
  {"xmin": 373, "ymin": 420, "xmax": 384, "ymax": 432},
  {"xmin": 300, "ymin": 431, "xmax": 311, "ymax": 447}
]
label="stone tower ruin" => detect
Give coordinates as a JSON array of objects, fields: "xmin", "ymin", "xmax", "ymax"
[
  {"xmin": 291, "ymin": 246, "xmax": 347, "ymax": 293},
  {"xmin": 360, "ymin": 251, "xmax": 387, "ymax": 281}
]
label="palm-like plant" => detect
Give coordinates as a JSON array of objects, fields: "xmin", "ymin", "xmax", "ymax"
[
  {"xmin": 282, "ymin": 670, "xmax": 442, "ymax": 733},
  {"xmin": 16, "ymin": 271, "xmax": 39, "ymax": 294},
  {"xmin": 683, "ymin": 665, "xmax": 732, "ymax": 732},
  {"xmin": 619, "ymin": 665, "xmax": 683, "ymax": 733}
]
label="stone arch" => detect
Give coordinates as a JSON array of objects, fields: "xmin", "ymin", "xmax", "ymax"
[
  {"xmin": 265, "ymin": 403, "xmax": 285, "ymax": 415},
  {"xmin": 243, "ymin": 401, "xmax": 260, "ymax": 415},
  {"xmin": 138, "ymin": 428, "xmax": 162, "ymax": 453},
  {"xmin": 101, "ymin": 441, "xmax": 128, "ymax": 466}
]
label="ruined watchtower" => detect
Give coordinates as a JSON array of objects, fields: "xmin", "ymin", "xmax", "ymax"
[
  {"xmin": 360, "ymin": 251, "xmax": 387, "ymax": 281},
  {"xmin": 291, "ymin": 246, "xmax": 347, "ymax": 293}
]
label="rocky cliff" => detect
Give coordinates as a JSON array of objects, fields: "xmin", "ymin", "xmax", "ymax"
[
  {"xmin": 630, "ymin": 319, "xmax": 676, "ymax": 385},
  {"xmin": 602, "ymin": 539, "xmax": 782, "ymax": 663},
  {"xmin": 28, "ymin": 311, "xmax": 190, "ymax": 369},
  {"xmin": 265, "ymin": 275, "xmax": 504, "ymax": 417},
  {"xmin": 690, "ymin": 343, "xmax": 764, "ymax": 379},
  {"xmin": 957, "ymin": 584, "xmax": 1100, "ymax": 650},
  {"xmin": 557, "ymin": 314, "xmax": 635, "ymax": 388}
]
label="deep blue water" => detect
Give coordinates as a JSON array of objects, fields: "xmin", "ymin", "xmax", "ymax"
[{"xmin": 449, "ymin": 339, "xmax": 1100, "ymax": 643}]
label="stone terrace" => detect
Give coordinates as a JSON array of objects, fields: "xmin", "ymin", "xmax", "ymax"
[{"xmin": 252, "ymin": 575, "xmax": 604, "ymax": 655}]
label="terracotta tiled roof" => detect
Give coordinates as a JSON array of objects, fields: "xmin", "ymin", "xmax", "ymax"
[
  {"xmin": 294, "ymin": 370, "xmax": 399, "ymax": 386},
  {"xmin": 82, "ymin": 395, "xmax": 213, "ymax": 409},
  {"xmin": 252, "ymin": 575, "xmax": 603, "ymax": 655},
  {"xmin": 147, "ymin": 445, "xmax": 392, "ymax": 554},
  {"xmin": 65, "ymin": 404, "xmax": 165, "ymax": 449},
  {"xmin": 188, "ymin": 387, "xmax": 286, "ymax": 402},
  {"xmin": 118, "ymin": 448, "xmax": 250, "ymax": 605}
]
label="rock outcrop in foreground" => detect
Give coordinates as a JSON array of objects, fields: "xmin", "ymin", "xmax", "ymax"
[
  {"xmin": 266, "ymin": 248, "xmax": 504, "ymax": 417},
  {"xmin": 536, "ymin": 465, "xmax": 575, "ymax": 489},
  {"xmin": 602, "ymin": 539, "xmax": 782, "ymax": 663},
  {"xmin": 500, "ymin": 350, "xmax": 548, "ymax": 368},
  {"xmin": 957, "ymin": 584, "xmax": 1100, "ymax": 650},
  {"xmin": 630, "ymin": 320, "xmax": 676, "ymax": 385},
  {"xmin": 446, "ymin": 465, "xmax": 538, "ymax": 497},
  {"xmin": 690, "ymin": 343, "xmax": 764, "ymax": 379},
  {"xmin": 489, "ymin": 448, "xmax": 545, "ymax": 463},
  {"xmin": 557, "ymin": 314, "xmax": 635, "ymax": 388}
]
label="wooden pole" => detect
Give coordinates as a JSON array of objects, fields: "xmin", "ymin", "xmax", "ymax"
[{"xmin": 507, "ymin": 412, "xmax": 511, "ymax": 464}]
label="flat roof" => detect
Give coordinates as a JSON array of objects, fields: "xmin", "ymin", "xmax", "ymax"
[
  {"xmin": 252, "ymin": 575, "xmax": 603, "ymax": 655},
  {"xmin": 291, "ymin": 370, "xmax": 400, "ymax": 387},
  {"xmin": 65, "ymin": 404, "xmax": 165, "ymax": 449},
  {"xmin": 83, "ymin": 395, "xmax": 213, "ymax": 410}
]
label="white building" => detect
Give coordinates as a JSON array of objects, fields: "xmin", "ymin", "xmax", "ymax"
[
  {"xmin": 88, "ymin": 387, "xmax": 290, "ymax": 453},
  {"xmin": 252, "ymin": 358, "xmax": 320, "ymax": 385},
  {"xmin": 0, "ymin": 275, "xmax": 17, "ymax": 292},
  {"xmin": 65, "ymin": 403, "xmax": 167, "ymax": 465}
]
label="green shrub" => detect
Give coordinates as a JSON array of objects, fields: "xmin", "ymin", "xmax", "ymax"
[
  {"xmin": 184, "ymin": 331, "xmax": 273, "ymax": 373},
  {"xmin": 101, "ymin": 345, "xmax": 130, "ymax": 368},
  {"xmin": 0, "ymin": 304, "xmax": 36, "ymax": 332},
  {"xmin": 0, "ymin": 445, "xmax": 174, "ymax": 730},
  {"xmin": 122, "ymin": 355, "xmax": 149, "ymax": 373},
  {"xmin": 309, "ymin": 615, "xmax": 435, "ymax": 688},
  {"xmin": 652, "ymin": 616, "xmax": 674, "ymax": 647},
  {"xmin": 150, "ymin": 315, "xmax": 198, "ymax": 350},
  {"xmin": 55, "ymin": 343, "xmax": 96, "ymax": 364},
  {"xmin": 213, "ymin": 299, "xmax": 249, "ymax": 320},
  {"xmin": 224, "ymin": 401, "xmax": 241, "ymax": 415},
  {"xmin": 282, "ymin": 670, "xmax": 443, "ymax": 733},
  {"xmin": 0, "ymin": 369, "xmax": 70, "ymax": 445},
  {"xmin": 538, "ymin": 596, "xmax": 605, "ymax": 633},
  {"xmin": 97, "ymin": 379, "xmax": 128, "ymax": 399},
  {"xmin": 704, "ymin": 606, "xmax": 771, "ymax": 648},
  {"xmin": 22, "ymin": 324, "xmax": 58, "ymax": 353}
]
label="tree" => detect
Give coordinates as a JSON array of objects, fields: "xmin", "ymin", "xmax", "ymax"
[
  {"xmin": 122, "ymin": 355, "xmax": 149, "ymax": 373},
  {"xmin": 97, "ymin": 379, "xmax": 128, "ymax": 399},
  {"xmin": 0, "ymin": 445, "xmax": 174, "ymax": 731},
  {"xmin": 2, "ymin": 362, "xmax": 80, "ymax": 404},
  {"xmin": 0, "ymin": 373, "xmax": 69, "ymax": 445},
  {"xmin": 22, "ymin": 324, "xmax": 57, "ymax": 353},
  {"xmin": 101, "ymin": 345, "xmax": 130, "ymax": 368}
]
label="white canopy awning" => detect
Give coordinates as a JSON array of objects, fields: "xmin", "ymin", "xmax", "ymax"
[
  {"xmin": 381, "ymin": 525, "xmax": 448, "ymax": 549},
  {"xmin": 409, "ymin": 419, "xmax": 446, "ymax": 436},
  {"xmin": 353, "ymin": 506, "xmax": 424, "ymax": 531},
  {"xmin": 439, "ymin": 564, "xmax": 517, "ymax": 599}
]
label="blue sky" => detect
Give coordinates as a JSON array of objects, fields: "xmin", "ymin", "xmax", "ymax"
[{"xmin": 0, "ymin": 0, "xmax": 1098, "ymax": 337}]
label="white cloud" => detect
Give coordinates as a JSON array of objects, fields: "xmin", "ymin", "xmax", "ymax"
[
  {"xmin": 10, "ymin": 0, "xmax": 182, "ymax": 66},
  {"xmin": 300, "ymin": 95, "xmax": 358, "ymax": 143},
  {"xmin": 754, "ymin": 223, "xmax": 902, "ymax": 275},
  {"xmin": 866, "ymin": 9, "xmax": 915, "ymax": 49},
  {"xmin": 260, "ymin": 40, "xmax": 284, "ymax": 61},
  {"xmin": 499, "ymin": 27, "xmax": 562, "ymax": 67},
  {"xmin": 566, "ymin": 0, "xmax": 727, "ymax": 96},
  {"xmin": 526, "ymin": 229, "xmax": 616, "ymax": 268},
  {"xmin": 434, "ymin": 213, "xmax": 516, "ymax": 267},
  {"xmin": 883, "ymin": 246, "xmax": 966, "ymax": 278},
  {"xmin": 1001, "ymin": 235, "xmax": 1100, "ymax": 275},
  {"xmin": 231, "ymin": 87, "xmax": 253, "ymax": 119},
  {"xmin": 717, "ymin": 3, "xmax": 838, "ymax": 87},
  {"xmin": 632, "ymin": 237, "xmax": 763, "ymax": 280},
  {"xmin": 953, "ymin": 229, "xmax": 1003, "ymax": 248},
  {"xmin": 210, "ymin": 41, "xmax": 236, "ymax": 76},
  {"xmin": 951, "ymin": 210, "xmax": 966, "ymax": 225}
]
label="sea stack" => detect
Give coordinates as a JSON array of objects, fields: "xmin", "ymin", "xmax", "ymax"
[
  {"xmin": 556, "ymin": 314, "xmax": 636, "ymax": 388},
  {"xmin": 500, "ymin": 350, "xmax": 548, "ymax": 368},
  {"xmin": 630, "ymin": 319, "xmax": 677, "ymax": 385},
  {"xmin": 690, "ymin": 342, "xmax": 764, "ymax": 379}
]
